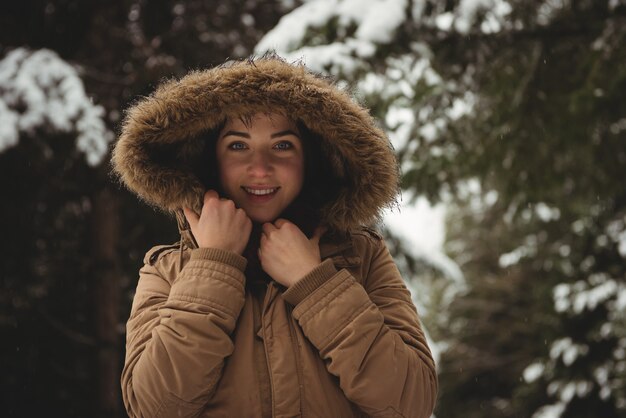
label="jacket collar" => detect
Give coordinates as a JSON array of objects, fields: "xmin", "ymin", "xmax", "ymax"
[{"xmin": 175, "ymin": 208, "xmax": 360, "ymax": 267}]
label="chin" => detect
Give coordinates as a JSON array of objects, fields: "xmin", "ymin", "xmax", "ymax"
[{"xmin": 249, "ymin": 213, "xmax": 278, "ymax": 224}]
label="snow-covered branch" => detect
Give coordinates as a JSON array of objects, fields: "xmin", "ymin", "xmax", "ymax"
[{"xmin": 0, "ymin": 48, "xmax": 113, "ymax": 166}]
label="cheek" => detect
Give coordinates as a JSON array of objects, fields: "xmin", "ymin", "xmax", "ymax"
[
  {"xmin": 217, "ymin": 160, "xmax": 239, "ymax": 190},
  {"xmin": 292, "ymin": 158, "xmax": 305, "ymax": 191}
]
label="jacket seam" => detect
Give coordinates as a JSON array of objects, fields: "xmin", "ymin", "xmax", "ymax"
[
  {"xmin": 372, "ymin": 405, "xmax": 405, "ymax": 418},
  {"xmin": 133, "ymin": 290, "xmax": 167, "ymax": 299},
  {"xmin": 148, "ymin": 245, "xmax": 180, "ymax": 265},
  {"xmin": 286, "ymin": 305, "xmax": 305, "ymax": 417},
  {"xmin": 181, "ymin": 266, "xmax": 244, "ymax": 291},
  {"xmin": 153, "ymin": 392, "xmax": 205, "ymax": 418},
  {"xmin": 297, "ymin": 274, "xmax": 354, "ymax": 323},
  {"xmin": 261, "ymin": 320, "xmax": 277, "ymax": 417},
  {"xmin": 167, "ymin": 294, "xmax": 239, "ymax": 317},
  {"xmin": 318, "ymin": 298, "xmax": 372, "ymax": 349},
  {"xmin": 153, "ymin": 398, "xmax": 169, "ymax": 418}
]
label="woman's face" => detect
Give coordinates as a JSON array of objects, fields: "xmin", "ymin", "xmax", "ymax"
[{"xmin": 216, "ymin": 113, "xmax": 305, "ymax": 223}]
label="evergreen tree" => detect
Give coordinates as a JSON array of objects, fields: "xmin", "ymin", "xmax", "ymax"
[
  {"xmin": 0, "ymin": 1, "xmax": 295, "ymax": 416},
  {"xmin": 255, "ymin": 0, "xmax": 626, "ymax": 416}
]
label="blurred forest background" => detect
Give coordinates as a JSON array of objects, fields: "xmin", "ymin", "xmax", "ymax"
[{"xmin": 1, "ymin": 1, "xmax": 625, "ymax": 417}]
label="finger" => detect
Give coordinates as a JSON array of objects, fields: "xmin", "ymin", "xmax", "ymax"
[
  {"xmin": 237, "ymin": 209, "xmax": 252, "ymax": 228},
  {"xmin": 310, "ymin": 225, "xmax": 327, "ymax": 245},
  {"xmin": 274, "ymin": 218, "xmax": 289, "ymax": 228},
  {"xmin": 182, "ymin": 206, "xmax": 199, "ymax": 228},
  {"xmin": 204, "ymin": 189, "xmax": 219, "ymax": 203},
  {"xmin": 314, "ymin": 225, "xmax": 328, "ymax": 238},
  {"xmin": 216, "ymin": 197, "xmax": 236, "ymax": 214},
  {"xmin": 259, "ymin": 234, "xmax": 268, "ymax": 256},
  {"xmin": 236, "ymin": 207, "xmax": 250, "ymax": 220},
  {"xmin": 262, "ymin": 222, "xmax": 277, "ymax": 235}
]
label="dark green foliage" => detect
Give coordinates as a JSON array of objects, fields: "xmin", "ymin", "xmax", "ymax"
[
  {"xmin": 0, "ymin": 1, "xmax": 294, "ymax": 416},
  {"xmin": 267, "ymin": 0, "xmax": 626, "ymax": 416}
]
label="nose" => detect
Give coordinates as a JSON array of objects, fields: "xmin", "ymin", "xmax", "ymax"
[{"xmin": 247, "ymin": 150, "xmax": 272, "ymax": 177}]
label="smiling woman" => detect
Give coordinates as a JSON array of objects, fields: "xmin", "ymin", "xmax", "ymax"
[
  {"xmin": 215, "ymin": 113, "xmax": 305, "ymax": 224},
  {"xmin": 112, "ymin": 55, "xmax": 437, "ymax": 418}
]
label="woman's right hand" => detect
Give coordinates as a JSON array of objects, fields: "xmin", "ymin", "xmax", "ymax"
[{"xmin": 183, "ymin": 190, "xmax": 252, "ymax": 255}]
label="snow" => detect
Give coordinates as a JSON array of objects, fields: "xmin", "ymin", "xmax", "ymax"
[
  {"xmin": 385, "ymin": 106, "xmax": 414, "ymax": 151},
  {"xmin": 549, "ymin": 337, "xmax": 589, "ymax": 366},
  {"xmin": 498, "ymin": 233, "xmax": 543, "ymax": 268},
  {"xmin": 280, "ymin": 40, "xmax": 375, "ymax": 74},
  {"xmin": 0, "ymin": 48, "xmax": 113, "ymax": 166},
  {"xmin": 419, "ymin": 123, "xmax": 437, "ymax": 142},
  {"xmin": 546, "ymin": 379, "xmax": 593, "ymax": 404},
  {"xmin": 455, "ymin": 0, "xmax": 492, "ymax": 33},
  {"xmin": 385, "ymin": 55, "xmax": 441, "ymax": 91},
  {"xmin": 535, "ymin": 202, "xmax": 561, "ymax": 222},
  {"xmin": 554, "ymin": 276, "xmax": 621, "ymax": 314},
  {"xmin": 354, "ymin": 0, "xmax": 407, "ymax": 43},
  {"xmin": 255, "ymin": 1, "xmax": 331, "ymax": 52},
  {"xmin": 594, "ymin": 365, "xmax": 610, "ymax": 385},
  {"xmin": 605, "ymin": 217, "xmax": 626, "ymax": 257},
  {"xmin": 255, "ymin": 0, "xmax": 426, "ymax": 77},
  {"xmin": 499, "ymin": 245, "xmax": 533, "ymax": 268},
  {"xmin": 383, "ymin": 193, "xmax": 464, "ymax": 286},
  {"xmin": 448, "ymin": 95, "xmax": 474, "ymax": 120},
  {"xmin": 256, "ymin": 0, "xmax": 408, "ymax": 56},
  {"xmin": 609, "ymin": 118, "xmax": 626, "ymax": 134},
  {"xmin": 609, "ymin": 0, "xmax": 623, "ymax": 11},
  {"xmin": 0, "ymin": 100, "xmax": 19, "ymax": 152},
  {"xmin": 523, "ymin": 362, "xmax": 545, "ymax": 383},
  {"xmin": 615, "ymin": 286, "xmax": 626, "ymax": 311},
  {"xmin": 532, "ymin": 402, "xmax": 565, "ymax": 418},
  {"xmin": 455, "ymin": 0, "xmax": 512, "ymax": 33},
  {"xmin": 435, "ymin": 13, "xmax": 454, "ymax": 31},
  {"xmin": 256, "ymin": 2, "xmax": 626, "ymax": 416},
  {"xmin": 537, "ymin": 0, "xmax": 566, "ymax": 26}
]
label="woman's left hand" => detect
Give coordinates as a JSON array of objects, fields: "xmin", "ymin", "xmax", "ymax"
[{"xmin": 259, "ymin": 219, "xmax": 326, "ymax": 287}]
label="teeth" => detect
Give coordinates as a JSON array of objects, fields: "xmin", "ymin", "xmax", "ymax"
[{"xmin": 244, "ymin": 187, "xmax": 278, "ymax": 196}]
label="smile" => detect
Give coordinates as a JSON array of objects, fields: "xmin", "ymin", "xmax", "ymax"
[{"xmin": 242, "ymin": 186, "xmax": 280, "ymax": 196}]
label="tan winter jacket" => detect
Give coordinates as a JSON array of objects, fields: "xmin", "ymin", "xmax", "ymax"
[{"xmin": 113, "ymin": 56, "xmax": 438, "ymax": 418}]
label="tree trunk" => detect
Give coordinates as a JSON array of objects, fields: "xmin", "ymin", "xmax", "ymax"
[{"xmin": 91, "ymin": 186, "xmax": 121, "ymax": 418}]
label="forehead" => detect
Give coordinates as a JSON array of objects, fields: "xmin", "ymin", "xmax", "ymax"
[{"xmin": 221, "ymin": 112, "xmax": 298, "ymax": 131}]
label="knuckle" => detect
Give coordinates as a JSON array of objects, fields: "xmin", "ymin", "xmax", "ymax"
[
  {"xmin": 204, "ymin": 194, "xmax": 218, "ymax": 205},
  {"xmin": 223, "ymin": 199, "xmax": 235, "ymax": 209}
]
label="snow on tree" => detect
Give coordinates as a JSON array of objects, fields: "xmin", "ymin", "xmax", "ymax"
[
  {"xmin": 256, "ymin": 1, "xmax": 626, "ymax": 417},
  {"xmin": 257, "ymin": 0, "xmax": 471, "ymax": 284},
  {"xmin": 0, "ymin": 48, "xmax": 113, "ymax": 166}
]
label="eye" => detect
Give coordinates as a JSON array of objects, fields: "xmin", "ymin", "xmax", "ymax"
[
  {"xmin": 273, "ymin": 141, "xmax": 293, "ymax": 151},
  {"xmin": 228, "ymin": 142, "xmax": 247, "ymax": 151}
]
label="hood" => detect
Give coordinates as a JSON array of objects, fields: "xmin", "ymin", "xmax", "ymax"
[{"xmin": 112, "ymin": 55, "xmax": 399, "ymax": 233}]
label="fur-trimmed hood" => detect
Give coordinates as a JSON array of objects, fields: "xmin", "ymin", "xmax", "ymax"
[{"xmin": 112, "ymin": 56, "xmax": 399, "ymax": 233}]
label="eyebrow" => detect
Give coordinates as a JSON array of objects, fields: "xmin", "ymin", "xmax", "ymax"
[
  {"xmin": 220, "ymin": 129, "xmax": 300, "ymax": 140},
  {"xmin": 271, "ymin": 129, "xmax": 300, "ymax": 139}
]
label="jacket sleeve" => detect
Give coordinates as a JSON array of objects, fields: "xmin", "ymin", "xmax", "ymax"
[
  {"xmin": 282, "ymin": 235, "xmax": 438, "ymax": 418},
  {"xmin": 121, "ymin": 247, "xmax": 247, "ymax": 418}
]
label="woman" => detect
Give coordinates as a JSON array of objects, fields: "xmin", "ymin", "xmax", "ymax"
[{"xmin": 113, "ymin": 55, "xmax": 438, "ymax": 418}]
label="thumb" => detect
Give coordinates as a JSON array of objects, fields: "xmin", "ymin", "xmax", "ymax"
[{"xmin": 310, "ymin": 225, "xmax": 327, "ymax": 245}]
